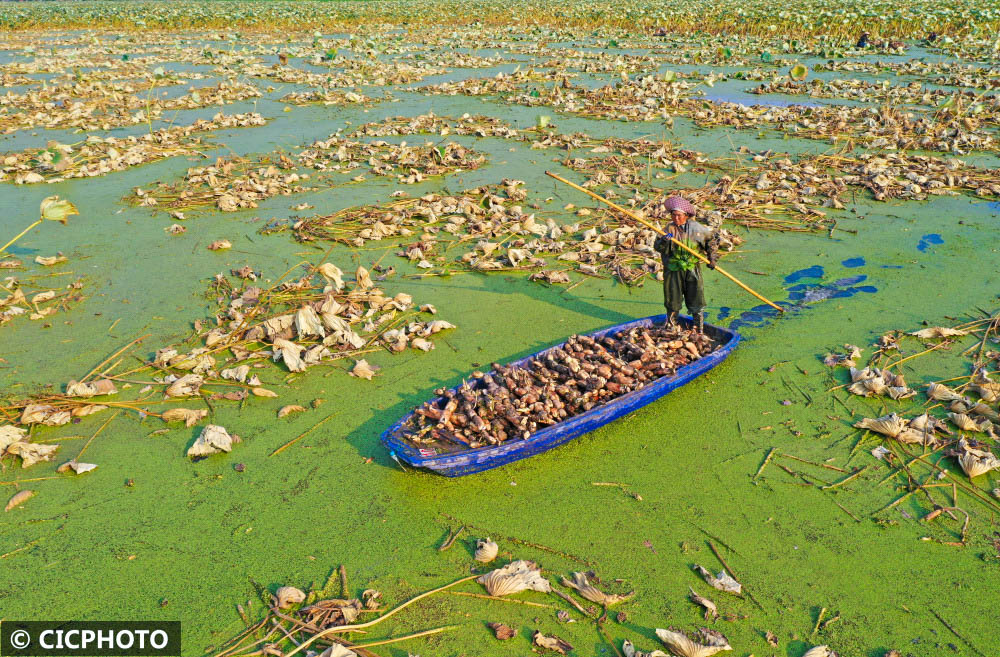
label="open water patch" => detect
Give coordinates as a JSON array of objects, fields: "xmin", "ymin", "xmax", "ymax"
[
  {"xmin": 725, "ymin": 263, "xmax": 877, "ymax": 332},
  {"xmin": 917, "ymin": 233, "xmax": 944, "ymax": 252}
]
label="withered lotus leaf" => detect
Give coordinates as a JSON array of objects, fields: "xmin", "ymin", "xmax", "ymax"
[
  {"xmin": 909, "ymin": 327, "xmax": 967, "ymax": 339},
  {"xmin": 274, "ymin": 586, "xmax": 306, "ymax": 609},
  {"xmin": 162, "ymin": 408, "xmax": 209, "ymax": 427},
  {"xmin": 561, "ymin": 571, "xmax": 633, "ymax": 606},
  {"xmin": 350, "ymin": 359, "xmax": 380, "ymax": 380},
  {"xmin": 802, "ymin": 647, "xmax": 838, "ymax": 657},
  {"xmin": 623, "ymin": 639, "xmax": 668, "ymax": 657},
  {"xmin": 655, "ymin": 628, "xmax": 732, "ymax": 657},
  {"xmin": 56, "ymin": 460, "xmax": 97, "ymax": 475},
  {"xmin": 688, "ymin": 587, "xmax": 719, "ymax": 620},
  {"xmin": 532, "ymin": 630, "xmax": 573, "ymax": 655},
  {"xmin": 7, "ymin": 441, "xmax": 60, "ymax": 468},
  {"xmin": 272, "ymin": 338, "xmax": 306, "ymax": 372},
  {"xmin": 474, "ymin": 538, "xmax": 499, "ymax": 563},
  {"xmin": 0, "ymin": 425, "xmax": 27, "ymax": 452},
  {"xmin": 65, "ymin": 378, "xmax": 117, "ymax": 398},
  {"xmin": 187, "ymin": 425, "xmax": 239, "ymax": 458},
  {"xmin": 477, "ymin": 560, "xmax": 551, "ymax": 596},
  {"xmin": 956, "ymin": 438, "xmax": 1000, "ymax": 478},
  {"xmin": 693, "ymin": 565, "xmax": 741, "ymax": 595},
  {"xmin": 165, "ymin": 374, "xmax": 204, "ymax": 398}
]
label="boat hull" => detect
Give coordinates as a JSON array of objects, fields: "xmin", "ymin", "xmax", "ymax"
[{"xmin": 381, "ymin": 314, "xmax": 740, "ymax": 476}]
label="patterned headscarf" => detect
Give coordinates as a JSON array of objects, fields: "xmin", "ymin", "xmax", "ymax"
[{"xmin": 661, "ymin": 195, "xmax": 696, "ymax": 216}]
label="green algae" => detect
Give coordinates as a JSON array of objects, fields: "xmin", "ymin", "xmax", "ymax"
[{"xmin": 2, "ymin": 37, "xmax": 1000, "ymax": 657}]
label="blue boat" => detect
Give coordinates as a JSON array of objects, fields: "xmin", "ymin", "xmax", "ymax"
[{"xmin": 381, "ymin": 314, "xmax": 740, "ymax": 476}]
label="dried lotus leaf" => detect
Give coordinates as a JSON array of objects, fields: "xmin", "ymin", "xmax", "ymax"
[
  {"xmin": 221, "ymin": 365, "xmax": 250, "ymax": 382},
  {"xmin": 6, "ymin": 489, "xmax": 35, "ymax": 511},
  {"xmin": 909, "ymin": 327, "xmax": 967, "ymax": 339},
  {"xmin": 161, "ymin": 408, "xmax": 209, "ymax": 427},
  {"xmin": 262, "ymin": 314, "xmax": 294, "ymax": 339},
  {"xmin": 6, "ymin": 441, "xmax": 59, "ymax": 468},
  {"xmin": 474, "ymin": 538, "xmax": 498, "ymax": 563},
  {"xmin": 317, "ymin": 263, "xmax": 345, "ymax": 291},
  {"xmin": 477, "ymin": 559, "xmax": 551, "ymax": 596},
  {"xmin": 295, "ymin": 306, "xmax": 325, "ymax": 338},
  {"xmin": 350, "ymin": 359, "xmax": 380, "ymax": 380},
  {"xmin": 424, "ymin": 320, "xmax": 456, "ymax": 335},
  {"xmin": 411, "ymin": 337, "xmax": 434, "ymax": 352},
  {"xmin": 278, "ymin": 405, "xmax": 306, "ymax": 418},
  {"xmin": 361, "ymin": 589, "xmax": 381, "ymax": 610},
  {"xmin": 273, "ymin": 337, "xmax": 306, "ymax": 373},
  {"xmin": 956, "ymin": 438, "xmax": 1000, "ymax": 478},
  {"xmin": 275, "ymin": 586, "xmax": 306, "ymax": 609},
  {"xmin": 948, "ymin": 412, "xmax": 981, "ymax": 432},
  {"xmin": 208, "ymin": 240, "xmax": 232, "ymax": 250},
  {"xmin": 0, "ymin": 425, "xmax": 27, "ymax": 452},
  {"xmin": 165, "ymin": 374, "xmax": 204, "ymax": 398},
  {"xmin": 561, "ymin": 571, "xmax": 633, "ymax": 606},
  {"xmin": 655, "ymin": 628, "xmax": 732, "ymax": 657},
  {"xmin": 971, "ymin": 382, "xmax": 1000, "ymax": 403},
  {"xmin": 853, "ymin": 413, "xmax": 907, "ymax": 438},
  {"xmin": 623, "ymin": 639, "xmax": 669, "ymax": 657},
  {"xmin": 693, "ymin": 565, "xmax": 741, "ymax": 594},
  {"xmin": 532, "ymin": 630, "xmax": 573, "ymax": 655},
  {"xmin": 355, "ymin": 266, "xmax": 373, "ymax": 290},
  {"xmin": 802, "ymin": 647, "xmax": 838, "ymax": 657},
  {"xmin": 688, "ymin": 587, "xmax": 718, "ymax": 620},
  {"xmin": 56, "ymin": 460, "xmax": 97, "ymax": 475},
  {"xmin": 64, "ymin": 379, "xmax": 117, "ymax": 398},
  {"xmin": 926, "ymin": 382, "xmax": 966, "ymax": 402},
  {"xmin": 187, "ymin": 424, "xmax": 238, "ymax": 458}
]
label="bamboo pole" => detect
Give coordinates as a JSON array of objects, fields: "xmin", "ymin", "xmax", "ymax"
[{"xmin": 545, "ymin": 171, "xmax": 784, "ymax": 312}]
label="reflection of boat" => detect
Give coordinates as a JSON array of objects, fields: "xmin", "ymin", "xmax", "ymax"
[{"xmin": 381, "ymin": 314, "xmax": 741, "ymax": 477}]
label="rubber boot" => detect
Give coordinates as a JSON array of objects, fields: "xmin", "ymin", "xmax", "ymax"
[
  {"xmin": 693, "ymin": 311, "xmax": 704, "ymax": 334},
  {"xmin": 662, "ymin": 311, "xmax": 678, "ymax": 329}
]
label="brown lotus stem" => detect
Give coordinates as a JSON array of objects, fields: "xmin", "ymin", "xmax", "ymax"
[
  {"xmin": 351, "ymin": 625, "xmax": 456, "ymax": 649},
  {"xmin": 447, "ymin": 591, "xmax": 556, "ymax": 609},
  {"xmin": 280, "ymin": 575, "xmax": 478, "ymax": 657}
]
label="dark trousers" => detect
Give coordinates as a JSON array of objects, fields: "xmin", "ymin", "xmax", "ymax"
[{"xmin": 663, "ymin": 267, "xmax": 705, "ymax": 315}]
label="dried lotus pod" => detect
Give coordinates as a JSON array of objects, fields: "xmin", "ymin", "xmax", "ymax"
[
  {"xmin": 560, "ymin": 571, "xmax": 634, "ymax": 606},
  {"xmin": 655, "ymin": 628, "xmax": 732, "ymax": 657},
  {"xmin": 474, "ymin": 538, "xmax": 499, "ymax": 563},
  {"xmin": 274, "ymin": 586, "xmax": 306, "ymax": 609},
  {"xmin": 477, "ymin": 560, "xmax": 551, "ymax": 596}
]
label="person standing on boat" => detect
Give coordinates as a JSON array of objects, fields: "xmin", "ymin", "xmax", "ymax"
[{"xmin": 652, "ymin": 195, "xmax": 719, "ymax": 333}]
